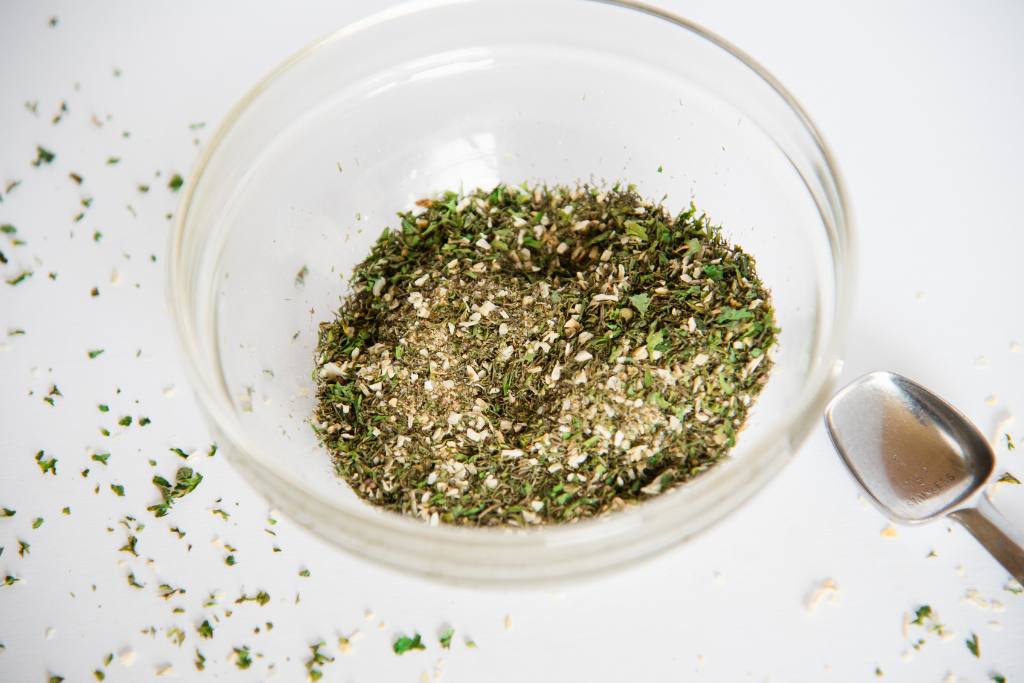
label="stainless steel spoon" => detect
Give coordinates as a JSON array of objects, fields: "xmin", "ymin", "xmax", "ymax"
[{"xmin": 825, "ymin": 371, "xmax": 1024, "ymax": 580}]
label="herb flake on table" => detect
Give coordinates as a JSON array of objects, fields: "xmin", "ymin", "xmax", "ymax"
[
  {"xmin": 393, "ymin": 633, "xmax": 426, "ymax": 655},
  {"xmin": 32, "ymin": 146, "xmax": 56, "ymax": 166},
  {"xmin": 966, "ymin": 632, "xmax": 980, "ymax": 657},
  {"xmin": 306, "ymin": 641, "xmax": 334, "ymax": 681},
  {"xmin": 147, "ymin": 467, "xmax": 203, "ymax": 517},
  {"xmin": 439, "ymin": 627, "xmax": 454, "ymax": 649},
  {"xmin": 197, "ymin": 620, "xmax": 214, "ymax": 639}
]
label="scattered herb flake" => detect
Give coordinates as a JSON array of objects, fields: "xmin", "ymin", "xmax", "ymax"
[
  {"xmin": 439, "ymin": 628, "xmax": 454, "ymax": 649},
  {"xmin": 119, "ymin": 535, "xmax": 138, "ymax": 556},
  {"xmin": 147, "ymin": 467, "xmax": 203, "ymax": 517},
  {"xmin": 232, "ymin": 646, "xmax": 252, "ymax": 669},
  {"xmin": 997, "ymin": 472, "xmax": 1021, "ymax": 485},
  {"xmin": 393, "ymin": 633, "xmax": 426, "ymax": 655},
  {"xmin": 306, "ymin": 641, "xmax": 334, "ymax": 681},
  {"xmin": 87, "ymin": 349, "xmax": 105, "ymax": 359},
  {"xmin": 110, "ymin": 484, "xmax": 125, "ymax": 497},
  {"xmin": 236, "ymin": 591, "xmax": 270, "ymax": 606},
  {"xmin": 35, "ymin": 451, "xmax": 57, "ymax": 475},
  {"xmin": 168, "ymin": 174, "xmax": 183, "ymax": 192},
  {"xmin": 197, "ymin": 620, "xmax": 214, "ymax": 639},
  {"xmin": 966, "ymin": 632, "xmax": 980, "ymax": 658},
  {"xmin": 32, "ymin": 146, "xmax": 56, "ymax": 166},
  {"xmin": 6, "ymin": 271, "xmax": 32, "ymax": 286}
]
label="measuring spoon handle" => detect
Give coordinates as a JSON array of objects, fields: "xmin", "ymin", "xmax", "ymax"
[{"xmin": 951, "ymin": 494, "xmax": 1024, "ymax": 582}]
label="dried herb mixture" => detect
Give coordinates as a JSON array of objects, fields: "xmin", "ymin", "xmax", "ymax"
[{"xmin": 314, "ymin": 183, "xmax": 776, "ymax": 526}]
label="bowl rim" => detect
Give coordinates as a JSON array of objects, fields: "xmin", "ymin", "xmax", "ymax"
[{"xmin": 169, "ymin": 0, "xmax": 855, "ymax": 582}]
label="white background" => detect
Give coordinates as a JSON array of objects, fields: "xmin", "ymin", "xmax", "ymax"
[{"xmin": 2, "ymin": 1, "xmax": 1023, "ymax": 681}]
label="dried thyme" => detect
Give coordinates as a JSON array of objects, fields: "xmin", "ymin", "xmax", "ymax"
[{"xmin": 314, "ymin": 183, "xmax": 776, "ymax": 526}]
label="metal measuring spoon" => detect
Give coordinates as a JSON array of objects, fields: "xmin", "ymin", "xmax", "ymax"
[{"xmin": 825, "ymin": 371, "xmax": 1024, "ymax": 580}]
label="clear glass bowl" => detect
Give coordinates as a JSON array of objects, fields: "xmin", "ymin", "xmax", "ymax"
[{"xmin": 170, "ymin": 0, "xmax": 853, "ymax": 584}]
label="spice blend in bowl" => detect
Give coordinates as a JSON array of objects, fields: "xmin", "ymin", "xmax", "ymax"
[{"xmin": 313, "ymin": 183, "xmax": 776, "ymax": 526}]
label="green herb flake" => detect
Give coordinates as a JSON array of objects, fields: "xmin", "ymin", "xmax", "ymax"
[
  {"xmin": 87, "ymin": 348, "xmax": 105, "ymax": 359},
  {"xmin": 0, "ymin": 508, "xmax": 15, "ymax": 517},
  {"xmin": 119, "ymin": 535, "xmax": 138, "ymax": 556},
  {"xmin": 298, "ymin": 568, "xmax": 311, "ymax": 577},
  {"xmin": 629, "ymin": 292, "xmax": 651, "ymax": 315},
  {"xmin": 702, "ymin": 264, "xmax": 723, "ymax": 281},
  {"xmin": 35, "ymin": 451, "xmax": 58, "ymax": 475},
  {"xmin": 966, "ymin": 632, "xmax": 980, "ymax": 658},
  {"xmin": 168, "ymin": 174, "xmax": 184, "ymax": 192},
  {"xmin": 126, "ymin": 572, "xmax": 145, "ymax": 589},
  {"xmin": 225, "ymin": 554, "xmax": 237, "ymax": 566},
  {"xmin": 197, "ymin": 620, "xmax": 214, "ymax": 639},
  {"xmin": 6, "ymin": 271, "xmax": 32, "ymax": 286},
  {"xmin": 17, "ymin": 540, "xmax": 29, "ymax": 557},
  {"xmin": 194, "ymin": 649, "xmax": 206, "ymax": 671},
  {"xmin": 138, "ymin": 416, "xmax": 151, "ymax": 426},
  {"xmin": 232, "ymin": 646, "xmax": 252, "ymax": 670},
  {"xmin": 439, "ymin": 627, "xmax": 454, "ymax": 649},
  {"xmin": 306, "ymin": 641, "xmax": 334, "ymax": 680},
  {"xmin": 97, "ymin": 404, "xmax": 109, "ymax": 412},
  {"xmin": 207, "ymin": 443, "xmax": 218, "ymax": 457},
  {"xmin": 717, "ymin": 306, "xmax": 754, "ymax": 322},
  {"xmin": 170, "ymin": 447, "xmax": 189, "ymax": 459},
  {"xmin": 32, "ymin": 146, "xmax": 56, "ymax": 166},
  {"xmin": 32, "ymin": 517, "xmax": 44, "ymax": 529},
  {"xmin": 990, "ymin": 673, "xmax": 1006, "ymax": 683},
  {"xmin": 147, "ymin": 466, "xmax": 203, "ymax": 517},
  {"xmin": 295, "ymin": 265, "xmax": 310, "ymax": 286},
  {"xmin": 109, "ymin": 484, "xmax": 125, "ymax": 497},
  {"xmin": 0, "ymin": 224, "xmax": 16, "ymax": 235},
  {"xmin": 997, "ymin": 472, "xmax": 1021, "ymax": 485},
  {"xmin": 393, "ymin": 633, "xmax": 426, "ymax": 655},
  {"xmin": 235, "ymin": 590, "xmax": 270, "ymax": 606}
]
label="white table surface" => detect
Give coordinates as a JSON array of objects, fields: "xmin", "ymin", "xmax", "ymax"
[{"xmin": 2, "ymin": 1, "xmax": 1023, "ymax": 681}]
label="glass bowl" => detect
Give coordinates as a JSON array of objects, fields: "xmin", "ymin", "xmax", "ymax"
[{"xmin": 170, "ymin": 0, "xmax": 853, "ymax": 584}]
